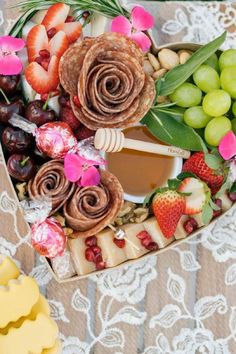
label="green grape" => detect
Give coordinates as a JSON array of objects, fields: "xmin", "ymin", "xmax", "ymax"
[
  {"xmin": 204, "ymin": 53, "xmax": 219, "ymax": 72},
  {"xmin": 193, "ymin": 65, "xmax": 220, "ymax": 93},
  {"xmin": 232, "ymin": 118, "xmax": 236, "ymax": 134},
  {"xmin": 202, "ymin": 89, "xmax": 231, "ymax": 117},
  {"xmin": 220, "ymin": 66, "xmax": 236, "ymax": 99},
  {"xmin": 184, "ymin": 106, "xmax": 212, "ymax": 128},
  {"xmin": 169, "ymin": 83, "xmax": 202, "ymax": 108},
  {"xmin": 232, "ymin": 102, "xmax": 236, "ymax": 117},
  {"xmin": 204, "ymin": 116, "xmax": 232, "ymax": 146},
  {"xmin": 219, "ymin": 49, "xmax": 236, "ymax": 71}
]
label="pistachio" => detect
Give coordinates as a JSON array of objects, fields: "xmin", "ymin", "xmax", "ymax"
[
  {"xmin": 16, "ymin": 182, "xmax": 27, "ymax": 201},
  {"xmin": 157, "ymin": 95, "xmax": 169, "ymax": 104},
  {"xmin": 118, "ymin": 201, "xmax": 136, "ymax": 217},
  {"xmin": 158, "ymin": 48, "xmax": 179, "ymax": 70},
  {"xmin": 144, "ymin": 59, "xmax": 154, "ymax": 75},
  {"xmin": 147, "ymin": 53, "xmax": 160, "ymax": 71},
  {"xmin": 114, "ymin": 217, "xmax": 123, "ymax": 226},
  {"xmin": 63, "ymin": 227, "xmax": 74, "ymax": 236},
  {"xmin": 178, "ymin": 50, "xmax": 192, "ymax": 64},
  {"xmin": 53, "ymin": 214, "xmax": 66, "ymax": 227},
  {"xmin": 152, "ymin": 68, "xmax": 167, "ymax": 80}
]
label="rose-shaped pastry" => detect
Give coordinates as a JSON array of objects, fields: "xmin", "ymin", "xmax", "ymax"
[
  {"xmin": 59, "ymin": 33, "xmax": 155, "ymax": 130},
  {"xmin": 63, "ymin": 170, "xmax": 123, "ymax": 237},
  {"xmin": 28, "ymin": 160, "xmax": 75, "ymax": 215}
]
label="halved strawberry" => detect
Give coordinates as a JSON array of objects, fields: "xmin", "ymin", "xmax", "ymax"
[
  {"xmin": 27, "ymin": 25, "xmax": 48, "ymax": 62},
  {"xmin": 25, "ymin": 55, "xmax": 59, "ymax": 94},
  {"xmin": 56, "ymin": 22, "xmax": 82, "ymax": 44},
  {"xmin": 49, "ymin": 30, "xmax": 69, "ymax": 58},
  {"xmin": 178, "ymin": 177, "xmax": 210, "ymax": 215},
  {"xmin": 42, "ymin": 3, "xmax": 70, "ymax": 30}
]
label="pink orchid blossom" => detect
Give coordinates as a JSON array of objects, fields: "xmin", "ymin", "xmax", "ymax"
[
  {"xmin": 64, "ymin": 153, "xmax": 102, "ymax": 187},
  {"xmin": 0, "ymin": 36, "xmax": 25, "ymax": 75},
  {"xmin": 219, "ymin": 131, "xmax": 236, "ymax": 160},
  {"xmin": 111, "ymin": 6, "xmax": 154, "ymax": 52}
]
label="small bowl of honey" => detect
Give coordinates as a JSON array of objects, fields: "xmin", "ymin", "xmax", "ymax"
[{"xmin": 105, "ymin": 125, "xmax": 183, "ymax": 204}]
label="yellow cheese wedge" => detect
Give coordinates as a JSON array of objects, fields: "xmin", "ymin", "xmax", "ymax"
[
  {"xmin": 68, "ymin": 238, "xmax": 96, "ymax": 275},
  {"xmin": 0, "ymin": 313, "xmax": 58, "ymax": 354},
  {"xmin": 121, "ymin": 223, "xmax": 149, "ymax": 259},
  {"xmin": 0, "ymin": 275, "xmax": 39, "ymax": 328},
  {"xmin": 0, "ymin": 256, "xmax": 20, "ymax": 286},
  {"xmin": 0, "ymin": 294, "xmax": 50, "ymax": 335},
  {"xmin": 143, "ymin": 217, "xmax": 175, "ymax": 248},
  {"xmin": 43, "ymin": 339, "xmax": 62, "ymax": 354},
  {"xmin": 96, "ymin": 228, "xmax": 127, "ymax": 267}
]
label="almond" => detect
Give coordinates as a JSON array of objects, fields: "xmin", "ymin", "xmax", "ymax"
[
  {"xmin": 158, "ymin": 48, "xmax": 179, "ymax": 70},
  {"xmin": 147, "ymin": 53, "xmax": 160, "ymax": 71}
]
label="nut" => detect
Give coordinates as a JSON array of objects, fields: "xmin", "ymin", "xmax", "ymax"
[
  {"xmin": 16, "ymin": 182, "xmax": 27, "ymax": 201},
  {"xmin": 152, "ymin": 69, "xmax": 167, "ymax": 80},
  {"xmin": 53, "ymin": 213, "xmax": 66, "ymax": 227},
  {"xmin": 144, "ymin": 59, "xmax": 154, "ymax": 76},
  {"xmin": 147, "ymin": 53, "xmax": 160, "ymax": 71},
  {"xmin": 63, "ymin": 227, "xmax": 74, "ymax": 236},
  {"xmin": 158, "ymin": 48, "xmax": 179, "ymax": 70},
  {"xmin": 178, "ymin": 50, "xmax": 192, "ymax": 64}
]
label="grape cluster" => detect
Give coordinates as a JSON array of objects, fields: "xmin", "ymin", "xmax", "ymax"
[{"xmin": 170, "ymin": 50, "xmax": 236, "ymax": 147}]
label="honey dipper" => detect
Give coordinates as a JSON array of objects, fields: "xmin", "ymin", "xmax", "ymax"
[{"xmin": 94, "ymin": 128, "xmax": 191, "ymax": 159}]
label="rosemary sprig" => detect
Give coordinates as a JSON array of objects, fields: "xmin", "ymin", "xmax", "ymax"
[{"xmin": 10, "ymin": 0, "xmax": 129, "ymax": 37}]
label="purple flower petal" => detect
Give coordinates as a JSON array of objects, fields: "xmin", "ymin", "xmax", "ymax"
[
  {"xmin": 219, "ymin": 131, "xmax": 236, "ymax": 160},
  {"xmin": 0, "ymin": 54, "xmax": 23, "ymax": 75},
  {"xmin": 80, "ymin": 166, "xmax": 101, "ymax": 187},
  {"xmin": 0, "ymin": 36, "xmax": 25, "ymax": 52},
  {"xmin": 131, "ymin": 6, "xmax": 154, "ymax": 31},
  {"xmin": 111, "ymin": 15, "xmax": 132, "ymax": 36},
  {"xmin": 64, "ymin": 153, "xmax": 83, "ymax": 182},
  {"xmin": 130, "ymin": 31, "xmax": 152, "ymax": 52}
]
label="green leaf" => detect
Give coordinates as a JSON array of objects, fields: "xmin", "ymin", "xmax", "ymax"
[
  {"xmin": 177, "ymin": 172, "xmax": 197, "ymax": 180},
  {"xmin": 143, "ymin": 187, "xmax": 167, "ymax": 207},
  {"xmin": 141, "ymin": 109, "xmax": 205, "ymax": 151},
  {"xmin": 168, "ymin": 179, "xmax": 181, "ymax": 190},
  {"xmin": 157, "ymin": 32, "xmax": 226, "ymax": 96},
  {"xmin": 209, "ymin": 199, "xmax": 221, "ymax": 211},
  {"xmin": 204, "ymin": 153, "xmax": 223, "ymax": 170},
  {"xmin": 230, "ymin": 181, "xmax": 236, "ymax": 193},
  {"xmin": 202, "ymin": 204, "xmax": 214, "ymax": 225},
  {"xmin": 155, "ymin": 105, "xmax": 185, "ymax": 123}
]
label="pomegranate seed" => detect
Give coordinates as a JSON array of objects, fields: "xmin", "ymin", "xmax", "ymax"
[
  {"xmin": 39, "ymin": 49, "xmax": 50, "ymax": 59},
  {"xmin": 41, "ymin": 59, "xmax": 49, "ymax": 71},
  {"xmin": 141, "ymin": 237, "xmax": 152, "ymax": 248},
  {"xmin": 59, "ymin": 96, "xmax": 68, "ymax": 107},
  {"xmin": 85, "ymin": 248, "xmax": 95, "ymax": 262},
  {"xmin": 96, "ymin": 261, "xmax": 106, "ymax": 270},
  {"xmin": 41, "ymin": 93, "xmax": 48, "ymax": 102},
  {"xmin": 66, "ymin": 15, "xmax": 74, "ymax": 22},
  {"xmin": 66, "ymin": 100, "xmax": 71, "ymax": 108},
  {"xmin": 90, "ymin": 246, "xmax": 101, "ymax": 255},
  {"xmin": 183, "ymin": 218, "xmax": 198, "ymax": 234},
  {"xmin": 73, "ymin": 95, "xmax": 81, "ymax": 107},
  {"xmin": 47, "ymin": 27, "xmax": 57, "ymax": 39},
  {"xmin": 94, "ymin": 254, "xmax": 103, "ymax": 263},
  {"xmin": 113, "ymin": 238, "xmax": 125, "ymax": 248},
  {"xmin": 85, "ymin": 236, "xmax": 97, "ymax": 247},
  {"xmin": 136, "ymin": 231, "xmax": 151, "ymax": 240},
  {"xmin": 213, "ymin": 198, "xmax": 222, "ymax": 218},
  {"xmin": 228, "ymin": 191, "xmax": 236, "ymax": 202},
  {"xmin": 35, "ymin": 56, "xmax": 42, "ymax": 64},
  {"xmin": 145, "ymin": 241, "xmax": 159, "ymax": 251}
]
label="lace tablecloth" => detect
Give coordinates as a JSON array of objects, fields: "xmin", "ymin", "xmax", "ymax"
[{"xmin": 1, "ymin": 2, "xmax": 236, "ymax": 353}]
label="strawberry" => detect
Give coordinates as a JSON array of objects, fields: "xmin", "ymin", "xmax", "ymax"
[
  {"xmin": 25, "ymin": 55, "xmax": 60, "ymax": 94},
  {"xmin": 178, "ymin": 177, "xmax": 210, "ymax": 215},
  {"xmin": 152, "ymin": 189, "xmax": 185, "ymax": 238},
  {"xmin": 60, "ymin": 106, "xmax": 81, "ymax": 132},
  {"xmin": 41, "ymin": 3, "xmax": 82, "ymax": 44},
  {"xmin": 75, "ymin": 125, "xmax": 95, "ymax": 141},
  {"xmin": 49, "ymin": 30, "xmax": 69, "ymax": 58},
  {"xmin": 183, "ymin": 152, "xmax": 224, "ymax": 195}
]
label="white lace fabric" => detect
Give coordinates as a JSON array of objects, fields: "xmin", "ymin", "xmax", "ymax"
[{"xmin": 1, "ymin": 2, "xmax": 236, "ymax": 353}]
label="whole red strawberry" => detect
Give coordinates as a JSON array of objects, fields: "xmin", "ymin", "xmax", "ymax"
[
  {"xmin": 75, "ymin": 125, "xmax": 95, "ymax": 141},
  {"xmin": 60, "ymin": 106, "xmax": 81, "ymax": 132},
  {"xmin": 152, "ymin": 189, "xmax": 185, "ymax": 238},
  {"xmin": 183, "ymin": 152, "xmax": 224, "ymax": 195}
]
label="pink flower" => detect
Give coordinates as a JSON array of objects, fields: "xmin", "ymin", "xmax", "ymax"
[
  {"xmin": 0, "ymin": 36, "xmax": 25, "ymax": 75},
  {"xmin": 111, "ymin": 6, "xmax": 154, "ymax": 52},
  {"xmin": 64, "ymin": 153, "xmax": 102, "ymax": 187},
  {"xmin": 219, "ymin": 131, "xmax": 236, "ymax": 160}
]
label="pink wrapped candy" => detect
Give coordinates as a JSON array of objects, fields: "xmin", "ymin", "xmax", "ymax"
[
  {"xmin": 31, "ymin": 217, "xmax": 66, "ymax": 258},
  {"xmin": 9, "ymin": 115, "xmax": 77, "ymax": 159}
]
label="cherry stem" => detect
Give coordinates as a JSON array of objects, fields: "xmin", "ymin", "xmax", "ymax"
[
  {"xmin": 0, "ymin": 88, "xmax": 10, "ymax": 104},
  {"xmin": 43, "ymin": 93, "xmax": 51, "ymax": 111},
  {"xmin": 20, "ymin": 156, "xmax": 30, "ymax": 167}
]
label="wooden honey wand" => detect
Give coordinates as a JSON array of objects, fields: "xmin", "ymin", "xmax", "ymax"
[{"xmin": 94, "ymin": 128, "xmax": 191, "ymax": 159}]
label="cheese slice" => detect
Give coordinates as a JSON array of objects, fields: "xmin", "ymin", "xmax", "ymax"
[
  {"xmin": 68, "ymin": 238, "xmax": 96, "ymax": 275},
  {"xmin": 43, "ymin": 339, "xmax": 62, "ymax": 354},
  {"xmin": 143, "ymin": 217, "xmax": 174, "ymax": 248},
  {"xmin": 0, "ymin": 256, "xmax": 20, "ymax": 286},
  {"xmin": 121, "ymin": 223, "xmax": 149, "ymax": 259}
]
